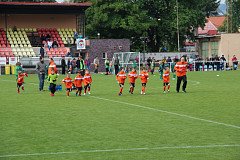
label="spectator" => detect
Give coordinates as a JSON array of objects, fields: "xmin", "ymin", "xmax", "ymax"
[
  {"xmin": 52, "ymin": 40, "xmax": 58, "ymax": 48},
  {"xmin": 220, "ymin": 55, "xmax": 226, "ymax": 70},
  {"xmin": 105, "ymin": 58, "xmax": 110, "ymax": 75},
  {"xmin": 93, "ymin": 56, "xmax": 99, "ymax": 74},
  {"xmin": 146, "ymin": 57, "xmax": 152, "ymax": 71},
  {"xmin": 232, "ymin": 55, "xmax": 238, "ymax": 70},
  {"xmin": 46, "ymin": 34, "xmax": 51, "ymax": 40},
  {"xmin": 36, "ymin": 57, "xmax": 47, "ymax": 91},
  {"xmin": 40, "ymin": 46, "xmax": 45, "ymax": 58},
  {"xmin": 71, "ymin": 58, "xmax": 77, "ymax": 74},
  {"xmin": 215, "ymin": 55, "xmax": 220, "ymax": 71},
  {"xmin": 79, "ymin": 56, "xmax": 85, "ymax": 75},
  {"xmin": 166, "ymin": 56, "xmax": 172, "ymax": 66},
  {"xmin": 85, "ymin": 56, "xmax": 91, "ymax": 71},
  {"xmin": 67, "ymin": 58, "xmax": 71, "ymax": 72},
  {"xmin": 150, "ymin": 57, "xmax": 156, "ymax": 75},
  {"xmin": 61, "ymin": 56, "xmax": 66, "ymax": 75},
  {"xmin": 114, "ymin": 56, "xmax": 120, "ymax": 75},
  {"xmin": 205, "ymin": 57, "xmax": 210, "ymax": 71},
  {"xmin": 47, "ymin": 40, "xmax": 53, "ymax": 50}
]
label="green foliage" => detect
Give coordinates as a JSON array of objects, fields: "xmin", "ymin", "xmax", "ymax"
[{"xmin": 75, "ymin": 0, "xmax": 219, "ymax": 52}]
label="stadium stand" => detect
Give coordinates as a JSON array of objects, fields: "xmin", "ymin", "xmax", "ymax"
[
  {"xmin": 58, "ymin": 28, "xmax": 76, "ymax": 45},
  {"xmin": 7, "ymin": 28, "xmax": 36, "ymax": 57},
  {"xmin": 0, "ymin": 28, "xmax": 13, "ymax": 57}
]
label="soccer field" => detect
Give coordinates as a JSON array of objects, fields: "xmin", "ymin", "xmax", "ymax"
[{"xmin": 0, "ymin": 71, "xmax": 240, "ymax": 160}]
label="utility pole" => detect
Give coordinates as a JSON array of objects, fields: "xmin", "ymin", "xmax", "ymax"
[{"xmin": 176, "ymin": 0, "xmax": 180, "ymax": 52}]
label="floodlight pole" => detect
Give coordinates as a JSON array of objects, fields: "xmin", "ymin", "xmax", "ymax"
[
  {"xmin": 138, "ymin": 52, "xmax": 141, "ymax": 73},
  {"xmin": 176, "ymin": 0, "xmax": 180, "ymax": 52}
]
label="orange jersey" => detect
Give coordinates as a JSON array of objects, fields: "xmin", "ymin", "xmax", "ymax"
[
  {"xmin": 17, "ymin": 73, "xmax": 28, "ymax": 83},
  {"xmin": 139, "ymin": 71, "xmax": 149, "ymax": 83},
  {"xmin": 83, "ymin": 73, "xmax": 92, "ymax": 86},
  {"xmin": 174, "ymin": 62, "xmax": 188, "ymax": 77},
  {"xmin": 128, "ymin": 71, "xmax": 138, "ymax": 83},
  {"xmin": 62, "ymin": 77, "xmax": 73, "ymax": 89},
  {"xmin": 48, "ymin": 62, "xmax": 58, "ymax": 75},
  {"xmin": 74, "ymin": 75, "xmax": 84, "ymax": 87},
  {"xmin": 116, "ymin": 70, "xmax": 127, "ymax": 84},
  {"xmin": 163, "ymin": 70, "xmax": 170, "ymax": 83}
]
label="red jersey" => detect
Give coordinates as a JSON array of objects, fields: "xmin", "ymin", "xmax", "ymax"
[
  {"xmin": 163, "ymin": 70, "xmax": 170, "ymax": 83},
  {"xmin": 48, "ymin": 62, "xmax": 58, "ymax": 75},
  {"xmin": 139, "ymin": 71, "xmax": 149, "ymax": 83},
  {"xmin": 74, "ymin": 75, "xmax": 84, "ymax": 87},
  {"xmin": 116, "ymin": 70, "xmax": 126, "ymax": 84},
  {"xmin": 83, "ymin": 73, "xmax": 92, "ymax": 86},
  {"xmin": 174, "ymin": 62, "xmax": 188, "ymax": 77},
  {"xmin": 128, "ymin": 71, "xmax": 138, "ymax": 83},
  {"xmin": 17, "ymin": 73, "xmax": 28, "ymax": 84},
  {"xmin": 62, "ymin": 77, "xmax": 73, "ymax": 89}
]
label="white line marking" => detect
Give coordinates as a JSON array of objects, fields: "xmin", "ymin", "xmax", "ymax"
[
  {"xmin": 91, "ymin": 96, "xmax": 240, "ymax": 129},
  {"xmin": 0, "ymin": 144, "xmax": 239, "ymax": 158},
  {"xmin": 188, "ymin": 80, "xmax": 200, "ymax": 85},
  {"xmin": 1, "ymin": 79, "xmax": 239, "ymax": 129}
]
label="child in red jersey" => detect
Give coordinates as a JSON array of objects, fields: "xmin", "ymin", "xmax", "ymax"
[
  {"xmin": 128, "ymin": 68, "xmax": 138, "ymax": 94},
  {"xmin": 17, "ymin": 71, "xmax": 28, "ymax": 93},
  {"xmin": 162, "ymin": 66, "xmax": 170, "ymax": 93},
  {"xmin": 83, "ymin": 70, "xmax": 92, "ymax": 95},
  {"xmin": 62, "ymin": 72, "xmax": 73, "ymax": 97},
  {"xmin": 74, "ymin": 71, "xmax": 84, "ymax": 96},
  {"xmin": 116, "ymin": 67, "xmax": 127, "ymax": 96},
  {"xmin": 139, "ymin": 67, "xmax": 149, "ymax": 95}
]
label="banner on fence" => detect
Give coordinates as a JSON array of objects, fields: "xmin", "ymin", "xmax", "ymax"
[
  {"xmin": 9, "ymin": 57, "xmax": 17, "ymax": 65},
  {"xmin": 0, "ymin": 57, "xmax": 6, "ymax": 65},
  {"xmin": 76, "ymin": 38, "xmax": 86, "ymax": 50}
]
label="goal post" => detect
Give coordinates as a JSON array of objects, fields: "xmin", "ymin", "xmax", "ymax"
[{"xmin": 113, "ymin": 52, "xmax": 142, "ymax": 73}]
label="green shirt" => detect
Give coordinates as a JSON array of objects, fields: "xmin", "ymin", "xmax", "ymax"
[{"xmin": 48, "ymin": 74, "xmax": 58, "ymax": 84}]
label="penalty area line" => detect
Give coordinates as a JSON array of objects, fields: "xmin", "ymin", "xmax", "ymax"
[
  {"xmin": 0, "ymin": 144, "xmax": 239, "ymax": 158},
  {"xmin": 91, "ymin": 96, "xmax": 240, "ymax": 129}
]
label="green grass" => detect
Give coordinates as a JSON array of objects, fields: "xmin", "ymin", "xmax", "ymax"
[{"xmin": 0, "ymin": 71, "xmax": 240, "ymax": 160}]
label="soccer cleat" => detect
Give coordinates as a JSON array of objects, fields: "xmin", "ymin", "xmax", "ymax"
[
  {"xmin": 88, "ymin": 92, "xmax": 91, "ymax": 95},
  {"xmin": 167, "ymin": 90, "xmax": 170, "ymax": 92},
  {"xmin": 118, "ymin": 92, "xmax": 122, "ymax": 96},
  {"xmin": 83, "ymin": 93, "xmax": 86, "ymax": 95},
  {"xmin": 182, "ymin": 90, "xmax": 187, "ymax": 93},
  {"xmin": 17, "ymin": 89, "xmax": 20, "ymax": 94},
  {"xmin": 76, "ymin": 92, "xmax": 78, "ymax": 96},
  {"xmin": 163, "ymin": 91, "xmax": 166, "ymax": 94},
  {"xmin": 50, "ymin": 93, "xmax": 54, "ymax": 96},
  {"xmin": 141, "ymin": 91, "xmax": 143, "ymax": 94},
  {"xmin": 143, "ymin": 92, "xmax": 146, "ymax": 95},
  {"xmin": 22, "ymin": 86, "xmax": 24, "ymax": 90}
]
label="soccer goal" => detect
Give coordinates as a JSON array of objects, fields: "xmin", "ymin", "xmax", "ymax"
[{"xmin": 113, "ymin": 52, "xmax": 143, "ymax": 73}]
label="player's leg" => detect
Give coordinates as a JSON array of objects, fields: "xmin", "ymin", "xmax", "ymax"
[
  {"xmin": 17, "ymin": 83, "xmax": 21, "ymax": 93},
  {"xmin": 131, "ymin": 83, "xmax": 135, "ymax": 94},
  {"xmin": 167, "ymin": 83, "xmax": 170, "ymax": 92},
  {"xmin": 84, "ymin": 85, "xmax": 87, "ymax": 95},
  {"xmin": 182, "ymin": 75, "xmax": 187, "ymax": 92},
  {"xmin": 87, "ymin": 84, "xmax": 91, "ymax": 94},
  {"xmin": 163, "ymin": 83, "xmax": 166, "ymax": 93},
  {"xmin": 79, "ymin": 87, "xmax": 82, "ymax": 96},
  {"xmin": 176, "ymin": 76, "xmax": 182, "ymax": 92},
  {"xmin": 119, "ymin": 83, "xmax": 123, "ymax": 95}
]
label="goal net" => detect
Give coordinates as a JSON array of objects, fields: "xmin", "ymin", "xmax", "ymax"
[{"xmin": 113, "ymin": 52, "xmax": 143, "ymax": 73}]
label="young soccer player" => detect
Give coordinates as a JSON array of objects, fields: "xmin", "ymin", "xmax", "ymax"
[
  {"xmin": 17, "ymin": 71, "xmax": 28, "ymax": 93},
  {"xmin": 62, "ymin": 72, "xmax": 73, "ymax": 97},
  {"xmin": 128, "ymin": 68, "xmax": 138, "ymax": 94},
  {"xmin": 48, "ymin": 68, "xmax": 58, "ymax": 96},
  {"xmin": 116, "ymin": 67, "xmax": 126, "ymax": 96},
  {"xmin": 74, "ymin": 71, "xmax": 84, "ymax": 96},
  {"xmin": 139, "ymin": 67, "xmax": 149, "ymax": 95},
  {"xmin": 163, "ymin": 66, "xmax": 170, "ymax": 93},
  {"xmin": 83, "ymin": 70, "xmax": 92, "ymax": 95}
]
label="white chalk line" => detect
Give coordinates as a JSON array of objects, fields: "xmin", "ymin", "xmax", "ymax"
[
  {"xmin": 0, "ymin": 144, "xmax": 239, "ymax": 158},
  {"xmin": 1, "ymin": 79, "xmax": 239, "ymax": 129},
  {"xmin": 91, "ymin": 96, "xmax": 240, "ymax": 129}
]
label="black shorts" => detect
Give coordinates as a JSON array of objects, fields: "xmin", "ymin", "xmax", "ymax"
[
  {"xmin": 76, "ymin": 87, "xmax": 82, "ymax": 91},
  {"xmin": 17, "ymin": 83, "xmax": 22, "ymax": 88},
  {"xmin": 84, "ymin": 84, "xmax": 91, "ymax": 89},
  {"xmin": 119, "ymin": 83, "xmax": 124, "ymax": 87},
  {"xmin": 163, "ymin": 82, "xmax": 170, "ymax": 86},
  {"xmin": 66, "ymin": 88, "xmax": 72, "ymax": 91},
  {"xmin": 130, "ymin": 83, "xmax": 135, "ymax": 88},
  {"xmin": 142, "ymin": 83, "xmax": 146, "ymax": 87}
]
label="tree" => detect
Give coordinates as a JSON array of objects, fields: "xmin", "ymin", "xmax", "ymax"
[{"xmin": 85, "ymin": 0, "xmax": 152, "ymax": 51}]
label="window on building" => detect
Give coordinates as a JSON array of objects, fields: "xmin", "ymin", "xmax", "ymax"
[
  {"xmin": 202, "ymin": 42, "xmax": 209, "ymax": 58},
  {"xmin": 211, "ymin": 41, "xmax": 218, "ymax": 56}
]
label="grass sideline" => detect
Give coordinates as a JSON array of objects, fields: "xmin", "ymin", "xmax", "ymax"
[{"xmin": 0, "ymin": 71, "xmax": 240, "ymax": 160}]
